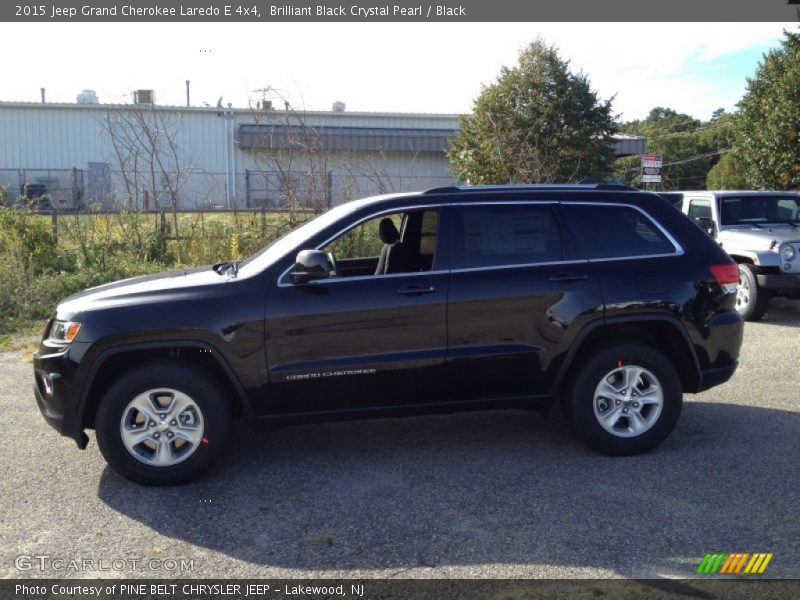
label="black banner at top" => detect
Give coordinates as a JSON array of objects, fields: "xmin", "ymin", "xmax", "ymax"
[{"xmin": 3, "ymin": 0, "xmax": 800, "ymax": 22}]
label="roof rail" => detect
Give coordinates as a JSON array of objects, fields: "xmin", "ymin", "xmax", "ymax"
[
  {"xmin": 423, "ymin": 186, "xmax": 461, "ymax": 194},
  {"xmin": 423, "ymin": 183, "xmax": 638, "ymax": 194}
]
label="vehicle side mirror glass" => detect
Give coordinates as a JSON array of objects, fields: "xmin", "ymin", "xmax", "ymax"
[
  {"xmin": 291, "ymin": 250, "xmax": 332, "ymax": 284},
  {"xmin": 695, "ymin": 217, "xmax": 715, "ymax": 237}
]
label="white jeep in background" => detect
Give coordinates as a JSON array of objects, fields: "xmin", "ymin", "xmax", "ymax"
[{"xmin": 679, "ymin": 191, "xmax": 800, "ymax": 321}]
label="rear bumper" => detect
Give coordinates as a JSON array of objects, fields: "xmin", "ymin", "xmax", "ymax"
[
  {"xmin": 697, "ymin": 362, "xmax": 738, "ymax": 392},
  {"xmin": 688, "ymin": 310, "xmax": 742, "ymax": 393},
  {"xmin": 757, "ymin": 273, "xmax": 800, "ymax": 291}
]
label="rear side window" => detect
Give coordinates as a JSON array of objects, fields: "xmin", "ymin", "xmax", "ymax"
[
  {"xmin": 452, "ymin": 204, "xmax": 562, "ymax": 269},
  {"xmin": 563, "ymin": 204, "xmax": 676, "ymax": 260}
]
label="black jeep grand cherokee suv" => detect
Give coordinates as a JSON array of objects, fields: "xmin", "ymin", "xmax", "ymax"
[{"xmin": 33, "ymin": 184, "xmax": 743, "ymax": 485}]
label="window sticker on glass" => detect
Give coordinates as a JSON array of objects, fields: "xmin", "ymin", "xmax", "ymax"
[{"xmin": 464, "ymin": 212, "xmax": 548, "ymax": 255}]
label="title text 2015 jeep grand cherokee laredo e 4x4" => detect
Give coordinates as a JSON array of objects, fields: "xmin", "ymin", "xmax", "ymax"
[
  {"xmin": 680, "ymin": 190, "xmax": 800, "ymax": 321},
  {"xmin": 33, "ymin": 184, "xmax": 744, "ymax": 485}
]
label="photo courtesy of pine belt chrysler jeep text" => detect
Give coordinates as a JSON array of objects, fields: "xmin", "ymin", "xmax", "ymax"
[{"xmin": 33, "ymin": 184, "xmax": 744, "ymax": 485}]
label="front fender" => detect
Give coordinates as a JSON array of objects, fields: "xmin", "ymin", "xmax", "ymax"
[
  {"xmin": 726, "ymin": 249, "xmax": 779, "ymax": 267},
  {"xmin": 75, "ymin": 336, "xmax": 255, "ymax": 427}
]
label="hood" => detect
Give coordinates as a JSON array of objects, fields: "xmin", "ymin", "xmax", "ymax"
[
  {"xmin": 57, "ymin": 265, "xmax": 228, "ymax": 318},
  {"xmin": 718, "ymin": 226, "xmax": 800, "ymax": 251}
]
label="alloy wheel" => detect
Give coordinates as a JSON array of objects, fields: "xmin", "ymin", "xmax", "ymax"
[
  {"xmin": 593, "ymin": 364, "xmax": 664, "ymax": 438},
  {"xmin": 119, "ymin": 388, "xmax": 205, "ymax": 466}
]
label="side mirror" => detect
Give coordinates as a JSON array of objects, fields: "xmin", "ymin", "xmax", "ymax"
[
  {"xmin": 291, "ymin": 250, "xmax": 332, "ymax": 284},
  {"xmin": 695, "ymin": 217, "xmax": 716, "ymax": 237}
]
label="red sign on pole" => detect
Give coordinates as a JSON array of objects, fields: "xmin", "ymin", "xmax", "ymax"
[{"xmin": 642, "ymin": 154, "xmax": 663, "ymax": 183}]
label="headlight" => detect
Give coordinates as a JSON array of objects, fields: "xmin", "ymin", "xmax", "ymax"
[
  {"xmin": 48, "ymin": 320, "xmax": 82, "ymax": 344},
  {"xmin": 781, "ymin": 245, "xmax": 796, "ymax": 261}
]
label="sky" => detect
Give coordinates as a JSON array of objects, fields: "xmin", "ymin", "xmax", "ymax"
[{"xmin": 0, "ymin": 22, "xmax": 794, "ymax": 122}]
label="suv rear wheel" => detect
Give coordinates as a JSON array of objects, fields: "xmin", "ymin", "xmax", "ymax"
[
  {"xmin": 562, "ymin": 343, "xmax": 682, "ymax": 456},
  {"xmin": 735, "ymin": 263, "xmax": 770, "ymax": 322},
  {"xmin": 95, "ymin": 362, "xmax": 232, "ymax": 485}
]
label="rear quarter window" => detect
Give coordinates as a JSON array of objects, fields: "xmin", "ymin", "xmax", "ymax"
[{"xmin": 563, "ymin": 204, "xmax": 677, "ymax": 260}]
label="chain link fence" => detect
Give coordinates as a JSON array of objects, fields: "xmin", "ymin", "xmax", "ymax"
[
  {"xmin": 0, "ymin": 168, "xmax": 85, "ymax": 210},
  {"xmin": 0, "ymin": 167, "xmax": 455, "ymax": 212}
]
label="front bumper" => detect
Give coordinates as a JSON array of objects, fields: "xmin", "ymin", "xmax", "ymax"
[
  {"xmin": 757, "ymin": 273, "xmax": 800, "ymax": 291},
  {"xmin": 32, "ymin": 342, "xmax": 91, "ymax": 449},
  {"xmin": 33, "ymin": 382, "xmax": 89, "ymax": 448}
]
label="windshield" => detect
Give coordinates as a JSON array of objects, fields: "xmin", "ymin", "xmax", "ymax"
[
  {"xmin": 720, "ymin": 195, "xmax": 800, "ymax": 226},
  {"xmin": 236, "ymin": 195, "xmax": 396, "ymax": 277}
]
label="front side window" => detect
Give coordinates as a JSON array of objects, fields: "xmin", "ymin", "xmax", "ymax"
[
  {"xmin": 321, "ymin": 208, "xmax": 440, "ymax": 277},
  {"xmin": 452, "ymin": 204, "xmax": 562, "ymax": 269},
  {"xmin": 324, "ymin": 213, "xmax": 404, "ymax": 261},
  {"xmin": 563, "ymin": 204, "xmax": 676, "ymax": 260}
]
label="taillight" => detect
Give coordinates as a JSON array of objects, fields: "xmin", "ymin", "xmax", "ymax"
[{"xmin": 709, "ymin": 263, "xmax": 739, "ymax": 294}]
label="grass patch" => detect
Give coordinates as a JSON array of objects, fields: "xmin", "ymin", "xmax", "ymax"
[
  {"xmin": 0, "ymin": 207, "xmax": 318, "ymax": 340},
  {"xmin": 0, "ymin": 318, "xmax": 45, "ymax": 360}
]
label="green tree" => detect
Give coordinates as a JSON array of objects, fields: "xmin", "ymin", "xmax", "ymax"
[
  {"xmin": 737, "ymin": 29, "xmax": 800, "ymax": 190},
  {"xmin": 448, "ymin": 39, "xmax": 617, "ymax": 184},
  {"xmin": 706, "ymin": 149, "xmax": 749, "ymax": 189},
  {"xmin": 699, "ymin": 109, "xmax": 738, "ymax": 158},
  {"xmin": 613, "ymin": 107, "xmax": 731, "ymax": 190}
]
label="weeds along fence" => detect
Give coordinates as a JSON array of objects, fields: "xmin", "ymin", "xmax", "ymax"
[
  {"xmin": 44, "ymin": 206, "xmax": 317, "ymax": 245},
  {"xmin": 0, "ymin": 206, "xmax": 316, "ymax": 329}
]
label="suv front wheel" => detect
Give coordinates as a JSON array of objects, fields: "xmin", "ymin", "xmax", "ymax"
[
  {"xmin": 735, "ymin": 263, "xmax": 770, "ymax": 322},
  {"xmin": 562, "ymin": 343, "xmax": 682, "ymax": 456},
  {"xmin": 95, "ymin": 362, "xmax": 232, "ymax": 485}
]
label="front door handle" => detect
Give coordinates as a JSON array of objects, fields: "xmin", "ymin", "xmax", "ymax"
[
  {"xmin": 549, "ymin": 273, "xmax": 588, "ymax": 283},
  {"xmin": 398, "ymin": 285, "xmax": 436, "ymax": 296}
]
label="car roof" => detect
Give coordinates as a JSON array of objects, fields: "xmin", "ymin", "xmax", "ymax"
[
  {"xmin": 337, "ymin": 183, "xmax": 661, "ymax": 214},
  {"xmin": 423, "ymin": 183, "xmax": 638, "ymax": 194}
]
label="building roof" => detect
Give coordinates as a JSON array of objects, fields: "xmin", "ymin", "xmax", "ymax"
[
  {"xmin": 0, "ymin": 100, "xmax": 460, "ymax": 120},
  {"xmin": 0, "ymin": 100, "xmax": 646, "ymax": 156},
  {"xmin": 238, "ymin": 124, "xmax": 455, "ymax": 153}
]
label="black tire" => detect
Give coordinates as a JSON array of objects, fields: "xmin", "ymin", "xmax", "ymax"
[
  {"xmin": 562, "ymin": 343, "xmax": 682, "ymax": 456},
  {"xmin": 95, "ymin": 362, "xmax": 232, "ymax": 486},
  {"xmin": 736, "ymin": 263, "xmax": 770, "ymax": 322}
]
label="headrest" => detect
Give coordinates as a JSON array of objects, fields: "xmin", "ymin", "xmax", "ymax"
[{"xmin": 378, "ymin": 218, "xmax": 400, "ymax": 244}]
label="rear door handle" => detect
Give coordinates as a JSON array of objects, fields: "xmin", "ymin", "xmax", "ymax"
[
  {"xmin": 549, "ymin": 273, "xmax": 588, "ymax": 283},
  {"xmin": 398, "ymin": 285, "xmax": 436, "ymax": 296}
]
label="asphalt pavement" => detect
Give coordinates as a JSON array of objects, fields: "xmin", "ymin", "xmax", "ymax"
[{"xmin": 1, "ymin": 301, "xmax": 799, "ymax": 580}]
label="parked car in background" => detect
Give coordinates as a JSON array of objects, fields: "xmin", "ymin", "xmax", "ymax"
[
  {"xmin": 678, "ymin": 190, "xmax": 800, "ymax": 321},
  {"xmin": 34, "ymin": 184, "xmax": 744, "ymax": 485}
]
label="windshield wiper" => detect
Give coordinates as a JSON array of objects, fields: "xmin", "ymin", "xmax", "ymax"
[{"xmin": 212, "ymin": 260, "xmax": 239, "ymax": 277}]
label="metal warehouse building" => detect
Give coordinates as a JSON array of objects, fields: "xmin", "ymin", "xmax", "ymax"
[{"xmin": 0, "ymin": 96, "xmax": 645, "ymax": 210}]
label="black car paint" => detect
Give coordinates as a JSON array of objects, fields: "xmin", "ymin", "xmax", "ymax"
[{"xmin": 33, "ymin": 187, "xmax": 743, "ymax": 448}]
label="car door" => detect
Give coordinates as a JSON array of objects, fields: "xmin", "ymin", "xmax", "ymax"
[
  {"xmin": 445, "ymin": 201, "xmax": 603, "ymax": 401},
  {"xmin": 263, "ymin": 206, "xmax": 449, "ymax": 414},
  {"xmin": 687, "ymin": 197, "xmax": 715, "ymax": 237},
  {"xmin": 560, "ymin": 201, "xmax": 686, "ymax": 321}
]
